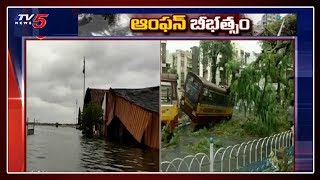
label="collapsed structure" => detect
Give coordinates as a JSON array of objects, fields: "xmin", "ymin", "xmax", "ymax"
[{"xmin": 83, "ymin": 86, "xmax": 159, "ymax": 149}]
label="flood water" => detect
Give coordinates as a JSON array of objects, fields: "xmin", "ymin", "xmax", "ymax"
[{"xmin": 27, "ymin": 126, "xmax": 159, "ymax": 172}]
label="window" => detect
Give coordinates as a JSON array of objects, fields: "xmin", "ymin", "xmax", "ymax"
[
  {"xmin": 200, "ymin": 88, "xmax": 232, "ymax": 107},
  {"xmin": 185, "ymin": 75, "xmax": 201, "ymax": 104}
]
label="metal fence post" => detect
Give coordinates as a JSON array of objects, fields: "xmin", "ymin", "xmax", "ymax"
[{"xmin": 210, "ymin": 137, "xmax": 214, "ymax": 172}]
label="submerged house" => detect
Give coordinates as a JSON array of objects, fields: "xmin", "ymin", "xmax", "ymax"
[{"xmin": 105, "ymin": 86, "xmax": 159, "ymax": 149}]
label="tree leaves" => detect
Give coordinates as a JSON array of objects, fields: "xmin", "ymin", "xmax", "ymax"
[
  {"xmin": 82, "ymin": 102, "xmax": 104, "ymax": 137},
  {"xmin": 200, "ymin": 40, "xmax": 234, "ymax": 84},
  {"xmin": 230, "ymin": 39, "xmax": 293, "ymax": 133}
]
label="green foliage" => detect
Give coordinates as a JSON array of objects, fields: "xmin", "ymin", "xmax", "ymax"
[
  {"xmin": 225, "ymin": 57, "xmax": 242, "ymax": 86},
  {"xmin": 187, "ymin": 139, "xmax": 209, "ymax": 154},
  {"xmin": 162, "ymin": 125, "xmax": 182, "ymax": 147},
  {"xmin": 262, "ymin": 14, "xmax": 297, "ymax": 36},
  {"xmin": 161, "ymin": 125, "xmax": 173, "ymax": 144},
  {"xmin": 82, "ymin": 102, "xmax": 104, "ymax": 138},
  {"xmin": 229, "ymin": 38, "xmax": 294, "ymax": 134},
  {"xmin": 170, "ymin": 130, "xmax": 180, "ymax": 146},
  {"xmin": 193, "ymin": 127, "xmax": 209, "ymax": 137},
  {"xmin": 269, "ymin": 147, "xmax": 294, "ymax": 172},
  {"xmin": 165, "ymin": 64, "xmax": 177, "ymax": 74},
  {"xmin": 187, "ymin": 138, "xmax": 223, "ymax": 154},
  {"xmin": 214, "ymin": 114, "xmax": 290, "ymax": 138},
  {"xmin": 200, "ymin": 40, "xmax": 234, "ymax": 84},
  {"xmin": 213, "ymin": 139, "xmax": 223, "ymax": 149},
  {"xmin": 213, "ymin": 117, "xmax": 250, "ymax": 139}
]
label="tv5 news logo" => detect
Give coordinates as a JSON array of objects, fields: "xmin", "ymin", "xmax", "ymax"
[{"xmin": 15, "ymin": 14, "xmax": 49, "ymax": 29}]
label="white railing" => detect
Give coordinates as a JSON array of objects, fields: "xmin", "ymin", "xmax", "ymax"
[{"xmin": 161, "ymin": 130, "xmax": 293, "ymax": 172}]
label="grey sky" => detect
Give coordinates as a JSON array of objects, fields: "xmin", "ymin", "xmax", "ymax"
[
  {"xmin": 27, "ymin": 40, "xmax": 160, "ymax": 124},
  {"xmin": 166, "ymin": 40, "xmax": 262, "ymax": 54}
]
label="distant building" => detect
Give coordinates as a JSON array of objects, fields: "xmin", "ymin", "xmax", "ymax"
[
  {"xmin": 198, "ymin": 48, "xmax": 223, "ymax": 85},
  {"xmin": 260, "ymin": 14, "xmax": 281, "ymax": 26},
  {"xmin": 198, "ymin": 41, "xmax": 260, "ymax": 86},
  {"xmin": 171, "ymin": 49, "xmax": 192, "ymax": 98},
  {"xmin": 166, "ymin": 50, "xmax": 173, "ymax": 69},
  {"xmin": 232, "ymin": 41, "xmax": 257, "ymax": 66},
  {"xmin": 191, "ymin": 46, "xmax": 200, "ymax": 74},
  {"xmin": 160, "ymin": 40, "xmax": 167, "ymax": 73}
]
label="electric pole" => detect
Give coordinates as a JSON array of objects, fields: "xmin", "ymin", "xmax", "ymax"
[{"xmin": 83, "ymin": 57, "xmax": 86, "ymax": 106}]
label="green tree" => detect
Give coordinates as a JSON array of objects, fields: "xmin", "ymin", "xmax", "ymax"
[
  {"xmin": 200, "ymin": 40, "xmax": 234, "ymax": 84},
  {"xmin": 225, "ymin": 57, "xmax": 241, "ymax": 87},
  {"xmin": 166, "ymin": 66, "xmax": 177, "ymax": 75},
  {"xmin": 258, "ymin": 40, "xmax": 294, "ymax": 103},
  {"xmin": 230, "ymin": 40, "xmax": 294, "ymax": 135},
  {"xmin": 263, "ymin": 14, "xmax": 297, "ymax": 36},
  {"xmin": 82, "ymin": 102, "xmax": 104, "ymax": 138}
]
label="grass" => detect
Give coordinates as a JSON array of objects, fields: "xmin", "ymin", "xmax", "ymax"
[
  {"xmin": 193, "ymin": 127, "xmax": 210, "ymax": 137},
  {"xmin": 187, "ymin": 138, "xmax": 209, "ymax": 154},
  {"xmin": 162, "ymin": 125, "xmax": 183, "ymax": 148},
  {"xmin": 170, "ymin": 130, "xmax": 180, "ymax": 146},
  {"xmin": 162, "ymin": 109, "xmax": 291, "ymax": 155},
  {"xmin": 213, "ymin": 112, "xmax": 291, "ymax": 139},
  {"xmin": 161, "ymin": 125, "xmax": 172, "ymax": 144},
  {"xmin": 186, "ymin": 138, "xmax": 224, "ymax": 154}
]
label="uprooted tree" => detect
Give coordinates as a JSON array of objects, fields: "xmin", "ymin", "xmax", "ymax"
[{"xmin": 228, "ymin": 39, "xmax": 294, "ymax": 136}]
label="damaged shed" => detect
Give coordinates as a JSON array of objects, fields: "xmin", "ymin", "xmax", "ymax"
[{"xmin": 105, "ymin": 86, "xmax": 159, "ymax": 149}]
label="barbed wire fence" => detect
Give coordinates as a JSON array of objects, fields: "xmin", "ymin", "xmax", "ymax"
[{"xmin": 161, "ymin": 130, "xmax": 293, "ymax": 172}]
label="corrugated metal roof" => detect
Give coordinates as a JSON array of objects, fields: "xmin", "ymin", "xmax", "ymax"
[
  {"xmin": 110, "ymin": 86, "xmax": 159, "ymax": 113},
  {"xmin": 106, "ymin": 87, "xmax": 160, "ymax": 149}
]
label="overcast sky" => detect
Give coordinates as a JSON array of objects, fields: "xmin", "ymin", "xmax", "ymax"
[
  {"xmin": 27, "ymin": 40, "xmax": 160, "ymax": 124},
  {"xmin": 166, "ymin": 40, "xmax": 262, "ymax": 54}
]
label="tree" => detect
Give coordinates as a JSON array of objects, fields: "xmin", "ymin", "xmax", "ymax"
[
  {"xmin": 230, "ymin": 39, "xmax": 294, "ymax": 134},
  {"xmin": 200, "ymin": 40, "xmax": 233, "ymax": 84},
  {"xmin": 77, "ymin": 107, "xmax": 84, "ymax": 130},
  {"xmin": 77, "ymin": 108, "xmax": 81, "ymax": 125},
  {"xmin": 225, "ymin": 57, "xmax": 241, "ymax": 85},
  {"xmin": 260, "ymin": 14, "xmax": 295, "ymax": 103},
  {"xmin": 262, "ymin": 14, "xmax": 297, "ymax": 36},
  {"xmin": 82, "ymin": 102, "xmax": 104, "ymax": 138},
  {"xmin": 258, "ymin": 39, "xmax": 294, "ymax": 103}
]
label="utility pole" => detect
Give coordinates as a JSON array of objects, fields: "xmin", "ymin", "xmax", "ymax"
[
  {"xmin": 83, "ymin": 57, "xmax": 86, "ymax": 106},
  {"xmin": 75, "ymin": 99, "xmax": 78, "ymax": 125},
  {"xmin": 277, "ymin": 17, "xmax": 286, "ymax": 36}
]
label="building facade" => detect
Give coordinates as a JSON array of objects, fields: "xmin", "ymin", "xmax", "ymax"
[
  {"xmin": 198, "ymin": 41, "xmax": 260, "ymax": 86},
  {"xmin": 171, "ymin": 49, "xmax": 192, "ymax": 98},
  {"xmin": 260, "ymin": 14, "xmax": 281, "ymax": 26}
]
